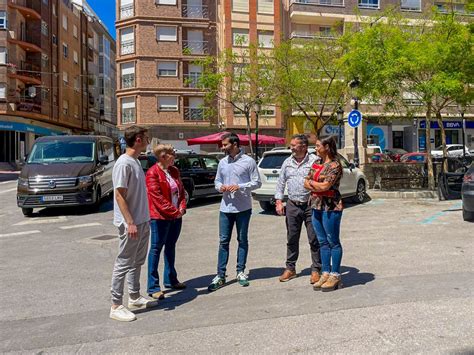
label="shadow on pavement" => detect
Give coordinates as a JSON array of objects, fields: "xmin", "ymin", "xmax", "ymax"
[
  {"xmin": 340, "ymin": 266, "xmax": 375, "ymax": 288},
  {"xmin": 0, "ymin": 172, "xmax": 19, "ymax": 183},
  {"xmin": 187, "ymin": 195, "xmax": 221, "ymax": 209}
]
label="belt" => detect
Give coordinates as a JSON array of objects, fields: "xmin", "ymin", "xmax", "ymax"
[{"xmin": 289, "ymin": 200, "xmax": 308, "ymax": 206}]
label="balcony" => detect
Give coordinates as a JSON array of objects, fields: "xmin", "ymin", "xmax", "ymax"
[
  {"xmin": 120, "ymin": 40, "xmax": 135, "ymax": 55},
  {"xmin": 121, "ymin": 74, "xmax": 135, "ymax": 89},
  {"xmin": 8, "ymin": 0, "xmax": 41, "ymax": 21},
  {"xmin": 121, "ymin": 108, "xmax": 136, "ymax": 124},
  {"xmin": 182, "ymin": 5, "xmax": 209, "ymax": 19},
  {"xmin": 183, "ymin": 73, "xmax": 203, "ymax": 88},
  {"xmin": 16, "ymin": 97, "xmax": 42, "ymax": 114},
  {"xmin": 120, "ymin": 3, "xmax": 134, "ymax": 19},
  {"xmin": 8, "ymin": 63, "xmax": 41, "ymax": 85},
  {"xmin": 289, "ymin": 0, "xmax": 345, "ymax": 22},
  {"xmin": 290, "ymin": 31, "xmax": 338, "ymax": 40},
  {"xmin": 183, "ymin": 40, "xmax": 208, "ymax": 55},
  {"xmin": 435, "ymin": 1, "xmax": 473, "ymax": 15},
  {"xmin": 8, "ymin": 33, "xmax": 42, "ymax": 53},
  {"xmin": 184, "ymin": 107, "xmax": 209, "ymax": 121}
]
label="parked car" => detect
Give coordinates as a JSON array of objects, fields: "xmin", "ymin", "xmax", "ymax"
[
  {"xmin": 431, "ymin": 144, "xmax": 471, "ymax": 158},
  {"xmin": 400, "ymin": 152, "xmax": 427, "ymax": 163},
  {"xmin": 383, "ymin": 148, "xmax": 408, "ymax": 162},
  {"xmin": 252, "ymin": 149, "xmax": 369, "ymax": 211},
  {"xmin": 138, "ymin": 152, "xmax": 221, "ymax": 204},
  {"xmin": 207, "ymin": 152, "xmax": 226, "ymax": 160},
  {"xmin": 17, "ymin": 135, "xmax": 116, "ymax": 216},
  {"xmin": 371, "ymin": 153, "xmax": 393, "ymax": 163},
  {"xmin": 461, "ymin": 165, "xmax": 474, "ymax": 221},
  {"xmin": 367, "ymin": 145, "xmax": 383, "ymax": 154}
]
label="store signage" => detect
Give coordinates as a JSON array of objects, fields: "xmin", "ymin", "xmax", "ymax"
[
  {"xmin": 419, "ymin": 120, "xmax": 474, "ymax": 129},
  {"xmin": 0, "ymin": 121, "xmax": 65, "ymax": 136}
]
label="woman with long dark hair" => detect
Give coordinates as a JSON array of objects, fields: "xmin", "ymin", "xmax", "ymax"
[{"xmin": 304, "ymin": 136, "xmax": 344, "ymax": 291}]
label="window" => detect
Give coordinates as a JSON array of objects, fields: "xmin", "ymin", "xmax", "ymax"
[
  {"xmin": 120, "ymin": 0, "xmax": 134, "ymax": 19},
  {"xmin": 401, "ymin": 0, "xmax": 421, "ymax": 10},
  {"xmin": 73, "ymin": 25, "xmax": 78, "ymax": 38},
  {"xmin": 319, "ymin": 26, "xmax": 332, "ymax": 38},
  {"xmin": 74, "ymin": 76, "xmax": 80, "ymax": 92},
  {"xmin": 74, "ymin": 104, "xmax": 79, "ymax": 118},
  {"xmin": 201, "ymin": 156, "xmax": 219, "ymax": 170},
  {"xmin": 62, "ymin": 15, "xmax": 68, "ymax": 31},
  {"xmin": 157, "ymin": 26, "xmax": 177, "ymax": 41},
  {"xmin": 232, "ymin": 0, "xmax": 249, "ymax": 12},
  {"xmin": 101, "ymin": 141, "xmax": 116, "ymax": 162},
  {"xmin": 157, "ymin": 61, "xmax": 178, "ymax": 76},
  {"xmin": 0, "ymin": 84, "xmax": 6, "ymax": 99},
  {"xmin": 42, "ymin": 53, "xmax": 48, "ymax": 68},
  {"xmin": 258, "ymin": 31, "xmax": 273, "ymax": 48},
  {"xmin": 158, "ymin": 96, "xmax": 178, "ymax": 111},
  {"xmin": 53, "ymin": 4, "xmax": 56, "ymax": 16},
  {"xmin": 156, "ymin": 0, "xmax": 177, "ymax": 4},
  {"xmin": 0, "ymin": 47, "xmax": 7, "ymax": 64},
  {"xmin": 62, "ymin": 43, "xmax": 68, "ymax": 58},
  {"xmin": 41, "ymin": 21, "xmax": 48, "ymax": 36},
  {"xmin": 120, "ymin": 27, "xmax": 134, "ymax": 55},
  {"xmin": 62, "ymin": 100, "xmax": 69, "ymax": 115},
  {"xmin": 52, "ymin": 34, "xmax": 57, "ymax": 45},
  {"xmin": 358, "ymin": 0, "xmax": 379, "ymax": 8},
  {"xmin": 63, "ymin": 71, "xmax": 68, "ymax": 83},
  {"xmin": 232, "ymin": 29, "xmax": 249, "ymax": 46},
  {"xmin": 121, "ymin": 62, "xmax": 135, "ymax": 88},
  {"xmin": 0, "ymin": 11, "xmax": 7, "ymax": 30},
  {"xmin": 258, "ymin": 0, "xmax": 273, "ymax": 14},
  {"xmin": 121, "ymin": 97, "xmax": 136, "ymax": 124},
  {"xmin": 73, "ymin": 50, "xmax": 78, "ymax": 64},
  {"xmin": 260, "ymin": 105, "xmax": 276, "ymax": 116}
]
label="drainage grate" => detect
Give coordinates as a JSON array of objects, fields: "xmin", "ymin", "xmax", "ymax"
[{"xmin": 91, "ymin": 234, "xmax": 116, "ymax": 241}]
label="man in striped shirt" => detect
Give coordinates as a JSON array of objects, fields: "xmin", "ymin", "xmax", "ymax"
[{"xmin": 275, "ymin": 134, "xmax": 322, "ymax": 284}]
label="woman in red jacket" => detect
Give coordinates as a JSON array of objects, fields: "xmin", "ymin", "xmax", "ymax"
[{"xmin": 146, "ymin": 144, "xmax": 187, "ymax": 300}]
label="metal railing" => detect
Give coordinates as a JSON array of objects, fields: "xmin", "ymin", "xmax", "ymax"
[
  {"xmin": 183, "ymin": 73, "xmax": 203, "ymax": 88},
  {"xmin": 184, "ymin": 107, "xmax": 208, "ymax": 121},
  {"xmin": 121, "ymin": 74, "xmax": 135, "ymax": 89},
  {"xmin": 120, "ymin": 4, "xmax": 134, "ymax": 19},
  {"xmin": 120, "ymin": 40, "xmax": 135, "ymax": 55},
  {"xmin": 290, "ymin": 31, "xmax": 338, "ymax": 39},
  {"xmin": 121, "ymin": 108, "xmax": 136, "ymax": 124},
  {"xmin": 9, "ymin": 0, "xmax": 42, "ymax": 14},
  {"xmin": 290, "ymin": 0, "xmax": 344, "ymax": 6},
  {"xmin": 182, "ymin": 40, "xmax": 208, "ymax": 55},
  {"xmin": 182, "ymin": 4, "xmax": 209, "ymax": 18},
  {"xmin": 17, "ymin": 97, "xmax": 42, "ymax": 113}
]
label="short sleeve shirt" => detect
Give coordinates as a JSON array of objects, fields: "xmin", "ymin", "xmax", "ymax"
[
  {"xmin": 308, "ymin": 159, "xmax": 343, "ymax": 211},
  {"xmin": 112, "ymin": 154, "xmax": 150, "ymax": 226}
]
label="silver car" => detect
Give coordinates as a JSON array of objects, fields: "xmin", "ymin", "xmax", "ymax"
[{"xmin": 252, "ymin": 149, "xmax": 369, "ymax": 211}]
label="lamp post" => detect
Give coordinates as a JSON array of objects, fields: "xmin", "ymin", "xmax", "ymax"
[
  {"xmin": 413, "ymin": 118, "xmax": 418, "ymax": 152},
  {"xmin": 336, "ymin": 106, "xmax": 344, "ymax": 149},
  {"xmin": 349, "ymin": 78, "xmax": 360, "ymax": 167},
  {"xmin": 458, "ymin": 104, "xmax": 466, "ymax": 159},
  {"xmin": 254, "ymin": 99, "xmax": 262, "ymax": 162}
]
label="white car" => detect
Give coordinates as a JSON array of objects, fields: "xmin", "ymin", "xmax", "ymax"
[
  {"xmin": 431, "ymin": 144, "xmax": 471, "ymax": 158},
  {"xmin": 252, "ymin": 149, "xmax": 369, "ymax": 211}
]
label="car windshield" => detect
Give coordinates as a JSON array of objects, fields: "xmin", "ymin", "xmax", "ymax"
[
  {"xmin": 259, "ymin": 153, "xmax": 290, "ymax": 169},
  {"xmin": 28, "ymin": 140, "xmax": 95, "ymax": 164}
]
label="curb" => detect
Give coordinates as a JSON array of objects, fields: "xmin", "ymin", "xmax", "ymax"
[{"xmin": 367, "ymin": 189, "xmax": 438, "ymax": 199}]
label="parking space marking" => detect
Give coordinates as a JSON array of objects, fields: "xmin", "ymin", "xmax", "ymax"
[
  {"xmin": 60, "ymin": 223, "xmax": 102, "ymax": 230},
  {"xmin": 0, "ymin": 188, "xmax": 17, "ymax": 194},
  {"xmin": 14, "ymin": 216, "xmax": 68, "ymax": 226},
  {"xmin": 421, "ymin": 202, "xmax": 463, "ymax": 225},
  {"xmin": 0, "ymin": 230, "xmax": 41, "ymax": 238}
]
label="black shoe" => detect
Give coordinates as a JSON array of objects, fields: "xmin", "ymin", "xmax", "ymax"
[{"xmin": 164, "ymin": 282, "xmax": 187, "ymax": 290}]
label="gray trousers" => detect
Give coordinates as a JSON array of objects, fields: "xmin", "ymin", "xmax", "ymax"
[
  {"xmin": 285, "ymin": 200, "xmax": 321, "ymax": 272},
  {"xmin": 111, "ymin": 222, "xmax": 150, "ymax": 305}
]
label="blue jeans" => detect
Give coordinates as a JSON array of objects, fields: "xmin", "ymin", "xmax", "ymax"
[
  {"xmin": 311, "ymin": 210, "xmax": 343, "ymax": 274},
  {"xmin": 147, "ymin": 218, "xmax": 182, "ymax": 294},
  {"xmin": 217, "ymin": 209, "xmax": 252, "ymax": 277}
]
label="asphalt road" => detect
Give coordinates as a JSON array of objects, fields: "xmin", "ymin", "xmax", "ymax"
[{"xmin": 0, "ymin": 179, "xmax": 472, "ymax": 354}]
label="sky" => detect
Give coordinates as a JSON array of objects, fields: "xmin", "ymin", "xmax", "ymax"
[{"xmin": 87, "ymin": 0, "xmax": 116, "ymax": 39}]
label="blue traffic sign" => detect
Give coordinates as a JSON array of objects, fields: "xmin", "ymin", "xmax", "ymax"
[{"xmin": 348, "ymin": 110, "xmax": 362, "ymax": 128}]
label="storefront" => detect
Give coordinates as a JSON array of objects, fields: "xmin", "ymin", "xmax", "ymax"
[
  {"xmin": 418, "ymin": 120, "xmax": 474, "ymax": 151},
  {"xmin": 0, "ymin": 120, "xmax": 67, "ymax": 164}
]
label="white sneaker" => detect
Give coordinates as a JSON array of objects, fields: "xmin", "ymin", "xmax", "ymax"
[
  {"xmin": 128, "ymin": 296, "xmax": 158, "ymax": 311},
  {"xmin": 110, "ymin": 305, "xmax": 137, "ymax": 322}
]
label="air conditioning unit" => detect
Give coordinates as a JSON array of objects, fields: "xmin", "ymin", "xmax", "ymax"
[{"xmin": 9, "ymin": 103, "xmax": 16, "ymax": 111}]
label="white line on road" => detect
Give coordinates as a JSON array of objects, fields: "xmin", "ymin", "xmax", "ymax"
[
  {"xmin": 14, "ymin": 216, "xmax": 68, "ymax": 226},
  {"xmin": 0, "ymin": 180, "xmax": 17, "ymax": 185},
  {"xmin": 60, "ymin": 223, "xmax": 102, "ymax": 230},
  {"xmin": 0, "ymin": 230, "xmax": 41, "ymax": 238},
  {"xmin": 0, "ymin": 188, "xmax": 17, "ymax": 194}
]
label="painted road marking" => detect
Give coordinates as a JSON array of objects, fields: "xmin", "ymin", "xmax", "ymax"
[
  {"xmin": 0, "ymin": 180, "xmax": 17, "ymax": 185},
  {"xmin": 60, "ymin": 223, "xmax": 102, "ymax": 230},
  {"xmin": 421, "ymin": 202, "xmax": 462, "ymax": 225},
  {"xmin": 0, "ymin": 230, "xmax": 41, "ymax": 238},
  {"xmin": 0, "ymin": 188, "xmax": 17, "ymax": 194},
  {"xmin": 14, "ymin": 216, "xmax": 67, "ymax": 226}
]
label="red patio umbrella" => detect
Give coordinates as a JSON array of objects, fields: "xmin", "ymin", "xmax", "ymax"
[{"xmin": 187, "ymin": 131, "xmax": 285, "ymax": 146}]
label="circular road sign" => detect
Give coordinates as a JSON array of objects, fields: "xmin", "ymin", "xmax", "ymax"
[{"xmin": 348, "ymin": 110, "xmax": 362, "ymax": 128}]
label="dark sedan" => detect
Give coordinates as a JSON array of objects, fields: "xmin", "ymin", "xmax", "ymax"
[{"xmin": 461, "ymin": 165, "xmax": 474, "ymax": 222}]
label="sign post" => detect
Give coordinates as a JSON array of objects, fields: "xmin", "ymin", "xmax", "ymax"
[{"xmin": 348, "ymin": 109, "xmax": 362, "ymax": 167}]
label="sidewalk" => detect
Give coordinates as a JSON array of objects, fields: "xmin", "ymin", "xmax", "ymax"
[{"xmin": 368, "ymin": 189, "xmax": 438, "ymax": 199}]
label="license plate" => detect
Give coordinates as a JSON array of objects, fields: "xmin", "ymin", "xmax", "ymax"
[
  {"xmin": 266, "ymin": 175, "xmax": 279, "ymax": 182},
  {"xmin": 42, "ymin": 195, "xmax": 63, "ymax": 202}
]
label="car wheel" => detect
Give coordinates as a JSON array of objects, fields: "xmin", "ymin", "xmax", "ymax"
[
  {"xmin": 352, "ymin": 180, "xmax": 366, "ymax": 204},
  {"xmin": 185, "ymin": 189, "xmax": 191, "ymax": 206},
  {"xmin": 22, "ymin": 208, "xmax": 33, "ymax": 217},
  {"xmin": 92, "ymin": 186, "xmax": 102, "ymax": 211},
  {"xmin": 259, "ymin": 201, "xmax": 274, "ymax": 212},
  {"xmin": 463, "ymin": 208, "xmax": 474, "ymax": 222}
]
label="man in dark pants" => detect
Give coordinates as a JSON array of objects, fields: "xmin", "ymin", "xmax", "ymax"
[{"xmin": 275, "ymin": 134, "xmax": 321, "ymax": 284}]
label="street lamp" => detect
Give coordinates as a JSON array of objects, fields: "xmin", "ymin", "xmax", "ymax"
[
  {"xmin": 336, "ymin": 106, "xmax": 344, "ymax": 149},
  {"xmin": 457, "ymin": 103, "xmax": 466, "ymax": 159},
  {"xmin": 254, "ymin": 99, "xmax": 262, "ymax": 162}
]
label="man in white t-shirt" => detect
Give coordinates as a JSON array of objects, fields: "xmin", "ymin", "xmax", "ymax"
[{"xmin": 109, "ymin": 126, "xmax": 157, "ymax": 322}]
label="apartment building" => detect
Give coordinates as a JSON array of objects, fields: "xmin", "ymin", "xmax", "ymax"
[{"xmin": 116, "ymin": 0, "xmax": 218, "ymax": 140}]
